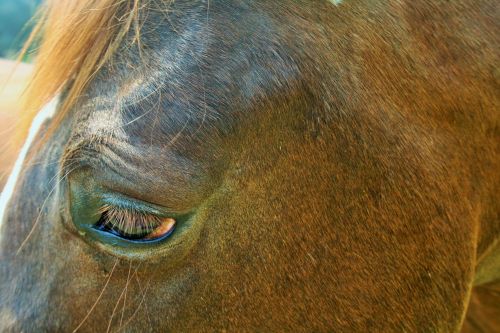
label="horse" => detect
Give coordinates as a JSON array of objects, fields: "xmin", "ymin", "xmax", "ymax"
[{"xmin": 0, "ymin": 0, "xmax": 498, "ymax": 331}]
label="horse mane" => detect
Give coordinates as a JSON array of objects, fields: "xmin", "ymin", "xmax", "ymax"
[{"xmin": 22, "ymin": 0, "xmax": 148, "ymax": 123}]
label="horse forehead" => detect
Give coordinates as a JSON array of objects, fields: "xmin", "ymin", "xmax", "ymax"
[
  {"xmin": 73, "ymin": 66, "xmax": 170, "ymax": 134},
  {"xmin": 71, "ymin": 0, "xmax": 322, "ymax": 142}
]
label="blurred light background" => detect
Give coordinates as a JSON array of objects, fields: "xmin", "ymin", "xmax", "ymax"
[{"xmin": 0, "ymin": 0, "xmax": 40, "ymax": 190}]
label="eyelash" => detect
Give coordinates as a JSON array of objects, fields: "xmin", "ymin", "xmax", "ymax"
[{"xmin": 97, "ymin": 204, "xmax": 163, "ymax": 239}]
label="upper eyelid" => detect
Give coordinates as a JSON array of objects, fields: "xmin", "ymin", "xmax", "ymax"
[
  {"xmin": 98, "ymin": 204, "xmax": 149, "ymax": 217},
  {"xmin": 100, "ymin": 192, "xmax": 170, "ymax": 217},
  {"xmin": 63, "ymin": 136, "xmax": 210, "ymax": 211}
]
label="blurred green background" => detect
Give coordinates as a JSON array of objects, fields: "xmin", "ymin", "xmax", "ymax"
[{"xmin": 0, "ymin": 0, "xmax": 40, "ymax": 58}]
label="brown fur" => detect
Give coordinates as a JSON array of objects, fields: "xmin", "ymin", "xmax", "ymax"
[{"xmin": 1, "ymin": 0, "xmax": 499, "ymax": 331}]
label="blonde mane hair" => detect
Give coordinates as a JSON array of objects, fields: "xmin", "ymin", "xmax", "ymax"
[{"xmin": 23, "ymin": 0, "xmax": 148, "ymax": 124}]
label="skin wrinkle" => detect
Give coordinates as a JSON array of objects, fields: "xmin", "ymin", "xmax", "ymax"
[
  {"xmin": 63, "ymin": 136, "xmax": 213, "ymax": 211},
  {"xmin": 0, "ymin": 0, "xmax": 499, "ymax": 332}
]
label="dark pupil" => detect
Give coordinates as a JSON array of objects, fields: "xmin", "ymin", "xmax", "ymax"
[{"xmin": 95, "ymin": 211, "xmax": 155, "ymax": 240}]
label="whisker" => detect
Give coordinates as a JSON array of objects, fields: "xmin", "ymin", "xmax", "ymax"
[
  {"xmin": 72, "ymin": 259, "xmax": 119, "ymax": 333},
  {"xmin": 148, "ymin": 85, "xmax": 163, "ymax": 149},
  {"xmin": 16, "ymin": 163, "xmax": 80, "ymax": 255},
  {"xmin": 106, "ymin": 290, "xmax": 125, "ymax": 332},
  {"xmin": 134, "ymin": 270, "xmax": 153, "ymax": 330},
  {"xmin": 24, "ymin": 155, "xmax": 82, "ymax": 168},
  {"xmin": 191, "ymin": 47, "xmax": 209, "ymax": 138},
  {"xmin": 117, "ymin": 270, "xmax": 154, "ymax": 332},
  {"xmin": 105, "ymin": 264, "xmax": 131, "ymax": 333},
  {"xmin": 120, "ymin": 262, "xmax": 134, "ymax": 328}
]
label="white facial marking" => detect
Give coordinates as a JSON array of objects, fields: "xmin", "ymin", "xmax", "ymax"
[
  {"xmin": 0, "ymin": 97, "xmax": 58, "ymax": 235},
  {"xmin": 329, "ymin": 0, "xmax": 343, "ymax": 5}
]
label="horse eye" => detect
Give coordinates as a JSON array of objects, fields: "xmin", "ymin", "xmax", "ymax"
[{"xmin": 95, "ymin": 205, "xmax": 176, "ymax": 242}]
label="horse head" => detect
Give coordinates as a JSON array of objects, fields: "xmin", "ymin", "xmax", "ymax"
[{"xmin": 1, "ymin": 0, "xmax": 498, "ymax": 331}]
